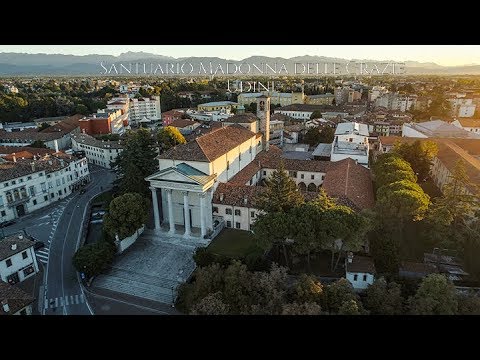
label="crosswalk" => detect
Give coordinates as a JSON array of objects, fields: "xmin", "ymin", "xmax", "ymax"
[
  {"xmin": 45, "ymin": 294, "xmax": 85, "ymax": 309},
  {"xmin": 34, "ymin": 201, "xmax": 68, "ymax": 265}
]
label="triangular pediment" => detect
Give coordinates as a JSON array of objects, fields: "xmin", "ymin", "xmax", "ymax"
[{"xmin": 146, "ymin": 167, "xmax": 202, "ymax": 185}]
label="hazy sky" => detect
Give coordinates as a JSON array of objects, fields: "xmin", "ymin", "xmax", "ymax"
[{"xmin": 1, "ymin": 45, "xmax": 480, "ymax": 66}]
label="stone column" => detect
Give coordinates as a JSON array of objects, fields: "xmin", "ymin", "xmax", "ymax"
[
  {"xmin": 150, "ymin": 186, "xmax": 160, "ymax": 230},
  {"xmin": 200, "ymin": 193, "xmax": 206, "ymax": 237},
  {"xmin": 183, "ymin": 191, "xmax": 191, "ymax": 237},
  {"xmin": 167, "ymin": 189, "xmax": 175, "ymax": 234}
]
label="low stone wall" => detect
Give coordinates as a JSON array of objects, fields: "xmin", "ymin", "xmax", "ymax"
[{"xmin": 116, "ymin": 225, "xmax": 145, "ymax": 254}]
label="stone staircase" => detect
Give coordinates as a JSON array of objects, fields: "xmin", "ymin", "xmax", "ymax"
[{"xmin": 94, "ymin": 267, "xmax": 180, "ymax": 304}]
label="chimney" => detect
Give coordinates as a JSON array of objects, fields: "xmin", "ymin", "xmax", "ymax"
[
  {"xmin": 18, "ymin": 234, "xmax": 23, "ymax": 240},
  {"xmin": 54, "ymin": 139, "xmax": 59, "ymax": 153},
  {"xmin": 243, "ymin": 196, "xmax": 248, "ymax": 205},
  {"xmin": 12, "ymin": 153, "xmax": 16, "ymax": 163},
  {"xmin": 347, "ymin": 251, "xmax": 353, "ymax": 263},
  {"xmin": 31, "ymin": 162, "xmax": 35, "ymax": 172},
  {"xmin": 220, "ymin": 193, "xmax": 224, "ymax": 202},
  {"xmin": 11, "ymin": 243, "xmax": 17, "ymax": 251},
  {"xmin": 2, "ymin": 300, "xmax": 10, "ymax": 314}
]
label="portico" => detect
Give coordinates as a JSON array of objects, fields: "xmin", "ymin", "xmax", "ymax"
[{"xmin": 146, "ymin": 163, "xmax": 216, "ymax": 238}]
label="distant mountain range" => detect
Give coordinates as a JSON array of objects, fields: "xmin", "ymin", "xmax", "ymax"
[{"xmin": 0, "ymin": 51, "xmax": 479, "ymax": 76}]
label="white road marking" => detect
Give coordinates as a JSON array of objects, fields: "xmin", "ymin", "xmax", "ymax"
[
  {"xmin": 54, "ymin": 298, "xmax": 58, "ymax": 308},
  {"xmin": 74, "ymin": 295, "xmax": 79, "ymax": 304},
  {"xmin": 37, "ymin": 249, "xmax": 49, "ymax": 256},
  {"xmin": 36, "ymin": 254, "xmax": 49, "ymax": 261}
]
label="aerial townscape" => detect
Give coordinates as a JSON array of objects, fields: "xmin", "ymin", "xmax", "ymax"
[{"xmin": 1, "ymin": 48, "xmax": 480, "ymax": 316}]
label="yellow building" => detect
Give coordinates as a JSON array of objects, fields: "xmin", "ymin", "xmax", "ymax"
[
  {"xmin": 197, "ymin": 101, "xmax": 240, "ymax": 112},
  {"xmin": 305, "ymin": 93, "xmax": 335, "ymax": 105},
  {"xmin": 237, "ymin": 92, "xmax": 304, "ymax": 107}
]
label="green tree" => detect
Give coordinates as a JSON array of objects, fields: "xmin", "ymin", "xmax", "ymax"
[
  {"xmin": 111, "ymin": 128, "xmax": 158, "ymax": 196},
  {"xmin": 393, "ymin": 140, "xmax": 438, "ymax": 181},
  {"xmin": 190, "ymin": 292, "xmax": 229, "ymax": 315},
  {"xmin": 103, "ymin": 193, "xmax": 148, "ymax": 240},
  {"xmin": 373, "ymin": 154, "xmax": 417, "ymax": 188},
  {"xmin": 38, "ymin": 122, "xmax": 50, "ymax": 131},
  {"xmin": 72, "ymin": 241, "xmax": 116, "ymax": 278},
  {"xmin": 29, "ymin": 140, "xmax": 47, "ymax": 148},
  {"xmin": 310, "ymin": 110, "xmax": 323, "ymax": 119},
  {"xmin": 293, "ymin": 274, "xmax": 324, "ymax": 304},
  {"xmin": 457, "ymin": 294, "xmax": 480, "ymax": 315},
  {"xmin": 363, "ymin": 277, "xmax": 404, "ymax": 315},
  {"xmin": 222, "ymin": 260, "xmax": 253, "ymax": 313},
  {"xmin": 324, "ymin": 278, "xmax": 358, "ymax": 314},
  {"xmin": 255, "ymin": 161, "xmax": 304, "ymax": 213},
  {"xmin": 338, "ymin": 299, "xmax": 361, "ymax": 315},
  {"xmin": 157, "ymin": 126, "xmax": 186, "ymax": 153},
  {"xmin": 409, "ymin": 274, "xmax": 458, "ymax": 315},
  {"xmin": 428, "ymin": 92, "xmax": 452, "ymax": 117},
  {"xmin": 304, "ymin": 127, "xmax": 322, "ymax": 147},
  {"xmin": 281, "ymin": 302, "xmax": 322, "ymax": 315},
  {"xmin": 318, "ymin": 126, "xmax": 335, "ymax": 143}
]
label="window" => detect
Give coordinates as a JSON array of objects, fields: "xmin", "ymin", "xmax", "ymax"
[
  {"xmin": 39, "ymin": 172, "xmax": 43, "ymax": 177},
  {"xmin": 235, "ymin": 222, "xmax": 241, "ymax": 229},
  {"xmin": 227, "ymin": 161, "xmax": 230, "ymax": 170},
  {"xmin": 22, "ymin": 251, "xmax": 28, "ymax": 260},
  {"xmin": 234, "ymin": 209, "xmax": 241, "ymax": 216},
  {"xmin": 3, "ymin": 183, "xmax": 8, "ymax": 187},
  {"xmin": 349, "ymin": 138, "xmax": 353, "ymax": 142},
  {"xmin": 47, "ymin": 174, "xmax": 51, "ymax": 178},
  {"xmin": 301, "ymin": 174, "xmax": 304, "ymax": 179},
  {"xmin": 56, "ymin": 179, "xmax": 61, "ymax": 186},
  {"xmin": 311, "ymin": 175, "xmax": 315, "ymax": 180},
  {"xmin": 353, "ymin": 274, "xmax": 358, "ymax": 281},
  {"xmin": 19, "ymin": 178, "xmax": 23, "ymax": 183},
  {"xmin": 12, "ymin": 180, "xmax": 16, "ymax": 185},
  {"xmin": 321, "ymin": 175, "xmax": 325, "ymax": 181},
  {"xmin": 44, "ymin": 195, "xmax": 48, "ymax": 201},
  {"xmin": 33, "ymin": 199, "xmax": 37, "ymax": 206},
  {"xmin": 0, "ymin": 210, "xmax": 5, "ymax": 217},
  {"xmin": 363, "ymin": 274, "xmax": 367, "ymax": 282},
  {"xmin": 226, "ymin": 208, "xmax": 232, "ymax": 215},
  {"xmin": 249, "ymin": 146, "xmax": 252, "ymax": 154},
  {"xmin": 250, "ymin": 211, "xmax": 255, "ymax": 218},
  {"xmin": 289, "ymin": 171, "xmax": 297, "ymax": 178},
  {"xmin": 263, "ymin": 171, "xmax": 266, "ymax": 176},
  {"xmin": 29, "ymin": 186, "xmax": 35, "ymax": 196},
  {"xmin": 226, "ymin": 220, "xmax": 232, "ymax": 228},
  {"xmin": 50, "ymin": 193, "xmax": 54, "ymax": 199},
  {"xmin": 6, "ymin": 259, "xmax": 12, "ymax": 267},
  {"xmin": 58, "ymin": 190, "xmax": 62, "ymax": 196},
  {"xmin": 213, "ymin": 207, "xmax": 218, "ymax": 213},
  {"xmin": 27, "ymin": 176, "xmax": 32, "ymax": 180}
]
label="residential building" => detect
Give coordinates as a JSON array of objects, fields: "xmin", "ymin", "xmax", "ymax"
[
  {"xmin": 305, "ymin": 93, "xmax": 335, "ymax": 105},
  {"xmin": 4, "ymin": 85, "xmax": 19, "ymax": 94},
  {"xmin": 71, "ymin": 133, "xmax": 123, "ymax": 169},
  {"xmin": 274, "ymin": 104, "xmax": 366, "ymax": 122},
  {"xmin": 448, "ymin": 96, "xmax": 476, "ymax": 118},
  {"xmin": 0, "ymin": 115, "xmax": 81, "ymax": 150},
  {"xmin": 0, "ymin": 152, "xmax": 90, "ymax": 221},
  {"xmin": 237, "ymin": 92, "xmax": 304, "ymax": 107},
  {"xmin": 0, "ymin": 233, "xmax": 39, "ymax": 285},
  {"xmin": 187, "ymin": 110, "xmax": 232, "ymax": 123},
  {"xmin": 334, "ymin": 87, "xmax": 350, "ymax": 105},
  {"xmin": 402, "ymin": 120, "xmax": 480, "ymax": 139},
  {"xmin": 348, "ymin": 89, "xmax": 362, "ymax": 103},
  {"xmin": 222, "ymin": 113, "xmax": 258, "ymax": 133},
  {"xmin": 368, "ymin": 86, "xmax": 387, "ymax": 102},
  {"xmin": 452, "ymin": 118, "xmax": 480, "ymax": 134},
  {"xmin": 33, "ymin": 115, "xmax": 71, "ymax": 128},
  {"xmin": 169, "ymin": 119, "xmax": 201, "ymax": 134},
  {"xmin": 1, "ymin": 122, "xmax": 37, "ymax": 133},
  {"xmin": 375, "ymin": 93, "xmax": 417, "ymax": 112},
  {"xmin": 197, "ymin": 101, "xmax": 239, "ymax": 113},
  {"xmin": 162, "ymin": 109, "xmax": 185, "ymax": 126},
  {"xmin": 345, "ymin": 253, "xmax": 376, "ymax": 291},
  {"xmin": 0, "ymin": 281, "xmax": 34, "ymax": 315},
  {"xmin": 371, "ymin": 121, "xmax": 390, "ymax": 136},
  {"xmin": 331, "ymin": 122, "xmax": 370, "ymax": 167},
  {"xmin": 106, "ymin": 96, "xmax": 129, "ymax": 116},
  {"xmin": 129, "ymin": 96, "xmax": 161, "ymax": 125}
]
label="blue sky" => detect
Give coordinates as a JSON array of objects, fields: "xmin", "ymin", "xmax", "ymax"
[{"xmin": 1, "ymin": 45, "xmax": 480, "ymax": 66}]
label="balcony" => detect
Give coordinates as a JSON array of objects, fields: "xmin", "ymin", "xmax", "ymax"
[{"xmin": 7, "ymin": 195, "xmax": 30, "ymax": 207}]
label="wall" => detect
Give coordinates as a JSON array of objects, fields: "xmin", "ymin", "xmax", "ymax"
[
  {"xmin": 117, "ymin": 225, "xmax": 145, "ymax": 253},
  {"xmin": 0, "ymin": 245, "xmax": 39, "ymax": 283},
  {"xmin": 212, "ymin": 204, "xmax": 261, "ymax": 231},
  {"xmin": 346, "ymin": 271, "xmax": 374, "ymax": 291}
]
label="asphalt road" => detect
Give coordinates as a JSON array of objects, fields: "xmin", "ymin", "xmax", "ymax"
[{"xmin": 42, "ymin": 165, "xmax": 115, "ymax": 315}]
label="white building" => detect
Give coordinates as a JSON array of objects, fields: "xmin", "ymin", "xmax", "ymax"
[
  {"xmin": 448, "ymin": 96, "xmax": 476, "ymax": 118},
  {"xmin": 345, "ymin": 253, "xmax": 376, "ymax": 291},
  {"xmin": 0, "ymin": 153, "xmax": 90, "ymax": 221},
  {"xmin": 331, "ymin": 122, "xmax": 370, "ymax": 167},
  {"xmin": 374, "ymin": 93, "xmax": 417, "ymax": 112},
  {"xmin": 4, "ymin": 85, "xmax": 19, "ymax": 94},
  {"xmin": 0, "ymin": 280, "xmax": 34, "ymax": 315},
  {"xmin": 402, "ymin": 120, "xmax": 480, "ymax": 139},
  {"xmin": 71, "ymin": 133, "xmax": 123, "ymax": 169},
  {"xmin": 129, "ymin": 96, "xmax": 161, "ymax": 125},
  {"xmin": 0, "ymin": 233, "xmax": 39, "ymax": 285},
  {"xmin": 1, "ymin": 122, "xmax": 37, "ymax": 133},
  {"xmin": 452, "ymin": 118, "xmax": 480, "ymax": 134}
]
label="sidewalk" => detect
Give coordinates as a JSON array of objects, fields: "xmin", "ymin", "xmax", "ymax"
[{"xmin": 84, "ymin": 285, "xmax": 183, "ymax": 315}]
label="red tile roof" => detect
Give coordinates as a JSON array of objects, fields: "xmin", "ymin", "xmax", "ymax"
[
  {"xmin": 159, "ymin": 124, "xmax": 257, "ymax": 162},
  {"xmin": 0, "ymin": 281, "xmax": 34, "ymax": 315},
  {"xmin": 323, "ymin": 158, "xmax": 375, "ymax": 210},
  {"xmin": 212, "ymin": 182, "xmax": 265, "ymax": 207},
  {"xmin": 169, "ymin": 119, "xmax": 199, "ymax": 128}
]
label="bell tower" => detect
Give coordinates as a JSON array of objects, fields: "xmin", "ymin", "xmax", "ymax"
[{"xmin": 256, "ymin": 95, "xmax": 270, "ymax": 151}]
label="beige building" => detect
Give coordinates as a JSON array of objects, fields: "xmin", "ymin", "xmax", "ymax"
[
  {"xmin": 71, "ymin": 133, "xmax": 123, "ymax": 169},
  {"xmin": 452, "ymin": 118, "xmax": 480, "ymax": 134},
  {"xmin": 197, "ymin": 101, "xmax": 240, "ymax": 113},
  {"xmin": 305, "ymin": 93, "xmax": 335, "ymax": 105},
  {"xmin": 237, "ymin": 92, "xmax": 304, "ymax": 107}
]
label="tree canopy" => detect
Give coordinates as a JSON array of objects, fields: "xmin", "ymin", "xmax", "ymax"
[
  {"xmin": 393, "ymin": 140, "xmax": 438, "ymax": 181},
  {"xmin": 103, "ymin": 192, "xmax": 149, "ymax": 240},
  {"xmin": 409, "ymin": 274, "xmax": 458, "ymax": 315},
  {"xmin": 72, "ymin": 241, "xmax": 116, "ymax": 278},
  {"xmin": 157, "ymin": 126, "xmax": 186, "ymax": 153}
]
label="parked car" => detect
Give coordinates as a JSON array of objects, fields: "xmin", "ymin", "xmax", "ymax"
[
  {"xmin": 34, "ymin": 241, "xmax": 45, "ymax": 250},
  {"xmin": 80, "ymin": 188, "xmax": 87, "ymax": 194},
  {"xmin": 0, "ymin": 219, "xmax": 16, "ymax": 228}
]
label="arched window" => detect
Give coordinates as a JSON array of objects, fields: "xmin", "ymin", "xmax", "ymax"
[
  {"xmin": 298, "ymin": 182, "xmax": 307, "ymax": 192},
  {"xmin": 259, "ymin": 101, "xmax": 265, "ymax": 111},
  {"xmin": 307, "ymin": 183, "xmax": 317, "ymax": 192}
]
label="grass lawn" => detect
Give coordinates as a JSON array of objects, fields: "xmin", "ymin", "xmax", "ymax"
[
  {"xmin": 207, "ymin": 228, "xmax": 262, "ymax": 258},
  {"xmin": 92, "ymin": 191, "xmax": 114, "ymax": 207}
]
